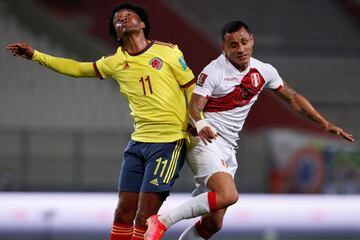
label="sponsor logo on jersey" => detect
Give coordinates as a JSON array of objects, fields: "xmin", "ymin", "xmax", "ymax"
[
  {"xmin": 149, "ymin": 57, "xmax": 163, "ymax": 70},
  {"xmin": 224, "ymin": 77, "xmax": 237, "ymax": 81},
  {"xmin": 179, "ymin": 57, "xmax": 188, "ymax": 70},
  {"xmin": 150, "ymin": 178, "xmax": 159, "ymax": 186},
  {"xmin": 197, "ymin": 73, "xmax": 208, "ymax": 86},
  {"xmin": 250, "ymin": 73, "xmax": 261, "ymax": 87}
]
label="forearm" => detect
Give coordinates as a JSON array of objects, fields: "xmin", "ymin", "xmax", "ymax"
[
  {"xmin": 189, "ymin": 104, "xmax": 203, "ymax": 124},
  {"xmin": 31, "ymin": 50, "xmax": 96, "ymax": 78},
  {"xmin": 275, "ymin": 81, "xmax": 354, "ymax": 142},
  {"xmin": 188, "ymin": 93, "xmax": 207, "ymax": 124},
  {"xmin": 290, "ymin": 93, "xmax": 328, "ymax": 129}
]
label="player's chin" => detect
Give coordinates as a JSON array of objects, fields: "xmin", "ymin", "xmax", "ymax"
[
  {"xmin": 232, "ymin": 59, "xmax": 248, "ymax": 69},
  {"xmin": 236, "ymin": 56, "xmax": 249, "ymax": 65}
]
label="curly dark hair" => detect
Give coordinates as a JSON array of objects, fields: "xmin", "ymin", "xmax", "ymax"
[{"xmin": 108, "ymin": 3, "xmax": 151, "ymax": 45}]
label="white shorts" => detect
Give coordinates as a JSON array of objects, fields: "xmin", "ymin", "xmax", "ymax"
[{"xmin": 186, "ymin": 136, "xmax": 238, "ymax": 196}]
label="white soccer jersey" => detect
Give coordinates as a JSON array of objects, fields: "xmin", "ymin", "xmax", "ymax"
[{"xmin": 194, "ymin": 54, "xmax": 284, "ymax": 146}]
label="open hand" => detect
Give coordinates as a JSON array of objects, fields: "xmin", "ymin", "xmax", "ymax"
[
  {"xmin": 326, "ymin": 122, "xmax": 354, "ymax": 142},
  {"xmin": 198, "ymin": 126, "xmax": 218, "ymax": 145},
  {"xmin": 6, "ymin": 42, "xmax": 34, "ymax": 59}
]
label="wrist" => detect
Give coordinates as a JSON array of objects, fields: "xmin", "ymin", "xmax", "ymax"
[
  {"xmin": 195, "ymin": 119, "xmax": 217, "ymax": 134},
  {"xmin": 31, "ymin": 50, "xmax": 39, "ymax": 61},
  {"xmin": 195, "ymin": 119, "xmax": 209, "ymax": 133},
  {"xmin": 320, "ymin": 120, "xmax": 330, "ymax": 130}
]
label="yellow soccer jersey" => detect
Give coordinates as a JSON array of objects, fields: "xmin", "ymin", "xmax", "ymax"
[{"xmin": 94, "ymin": 40, "xmax": 195, "ymax": 143}]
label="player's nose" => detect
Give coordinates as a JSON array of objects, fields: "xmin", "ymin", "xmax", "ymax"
[
  {"xmin": 120, "ymin": 16, "xmax": 128, "ymax": 23},
  {"xmin": 237, "ymin": 44, "xmax": 245, "ymax": 53}
]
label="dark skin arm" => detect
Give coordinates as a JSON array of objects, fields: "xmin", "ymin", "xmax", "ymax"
[
  {"xmin": 6, "ymin": 42, "xmax": 34, "ymax": 59},
  {"xmin": 189, "ymin": 93, "xmax": 218, "ymax": 145},
  {"xmin": 275, "ymin": 81, "xmax": 354, "ymax": 142}
]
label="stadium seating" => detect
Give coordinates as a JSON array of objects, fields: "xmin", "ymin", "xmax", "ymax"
[{"xmin": 0, "ymin": 0, "xmax": 358, "ymax": 193}]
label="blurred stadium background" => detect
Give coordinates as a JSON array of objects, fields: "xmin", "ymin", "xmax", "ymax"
[{"xmin": 0, "ymin": 0, "xmax": 359, "ymax": 239}]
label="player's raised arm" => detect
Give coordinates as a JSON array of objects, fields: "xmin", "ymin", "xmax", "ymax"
[
  {"xmin": 6, "ymin": 42, "xmax": 96, "ymax": 78},
  {"xmin": 275, "ymin": 81, "xmax": 354, "ymax": 142}
]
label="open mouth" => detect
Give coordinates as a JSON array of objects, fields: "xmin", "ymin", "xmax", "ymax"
[{"xmin": 116, "ymin": 22, "xmax": 128, "ymax": 28}]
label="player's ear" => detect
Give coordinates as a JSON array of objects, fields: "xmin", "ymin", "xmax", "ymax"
[
  {"xmin": 220, "ymin": 42, "xmax": 224, "ymax": 51},
  {"xmin": 140, "ymin": 21, "xmax": 145, "ymax": 29},
  {"xmin": 250, "ymin": 34, "xmax": 254, "ymax": 45}
]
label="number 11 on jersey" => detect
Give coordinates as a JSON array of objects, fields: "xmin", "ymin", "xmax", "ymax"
[{"xmin": 139, "ymin": 75, "xmax": 153, "ymax": 95}]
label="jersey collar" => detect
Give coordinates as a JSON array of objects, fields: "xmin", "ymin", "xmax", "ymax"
[
  {"xmin": 126, "ymin": 40, "xmax": 154, "ymax": 56},
  {"xmin": 222, "ymin": 53, "xmax": 251, "ymax": 75}
]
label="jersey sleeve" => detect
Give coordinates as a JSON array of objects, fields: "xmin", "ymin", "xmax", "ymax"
[
  {"xmin": 264, "ymin": 63, "xmax": 284, "ymax": 91},
  {"xmin": 31, "ymin": 50, "xmax": 96, "ymax": 78},
  {"xmin": 193, "ymin": 66, "xmax": 218, "ymax": 98},
  {"xmin": 94, "ymin": 53, "xmax": 120, "ymax": 80},
  {"xmin": 168, "ymin": 46, "xmax": 195, "ymax": 86}
]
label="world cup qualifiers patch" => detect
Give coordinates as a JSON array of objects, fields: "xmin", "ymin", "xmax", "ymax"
[
  {"xmin": 149, "ymin": 57, "xmax": 163, "ymax": 70},
  {"xmin": 178, "ymin": 57, "xmax": 188, "ymax": 70},
  {"xmin": 197, "ymin": 73, "xmax": 208, "ymax": 86}
]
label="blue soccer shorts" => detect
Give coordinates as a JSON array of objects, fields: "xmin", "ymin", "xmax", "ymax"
[{"xmin": 118, "ymin": 139, "xmax": 186, "ymax": 194}]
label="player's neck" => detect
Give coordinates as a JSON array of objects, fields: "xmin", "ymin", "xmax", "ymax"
[
  {"xmin": 224, "ymin": 54, "xmax": 249, "ymax": 72},
  {"xmin": 230, "ymin": 59, "xmax": 248, "ymax": 72},
  {"xmin": 123, "ymin": 34, "xmax": 149, "ymax": 54}
]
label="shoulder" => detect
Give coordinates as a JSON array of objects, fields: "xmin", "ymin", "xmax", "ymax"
[
  {"xmin": 197, "ymin": 55, "xmax": 224, "ymax": 86},
  {"xmin": 250, "ymin": 57, "xmax": 268, "ymax": 68},
  {"xmin": 153, "ymin": 40, "xmax": 177, "ymax": 49},
  {"xmin": 250, "ymin": 57, "xmax": 279, "ymax": 76},
  {"xmin": 151, "ymin": 40, "xmax": 182, "ymax": 59},
  {"xmin": 202, "ymin": 55, "xmax": 225, "ymax": 75}
]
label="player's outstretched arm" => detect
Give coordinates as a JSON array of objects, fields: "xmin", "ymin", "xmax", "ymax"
[
  {"xmin": 275, "ymin": 81, "xmax": 354, "ymax": 142},
  {"xmin": 6, "ymin": 42, "xmax": 96, "ymax": 78},
  {"xmin": 189, "ymin": 93, "xmax": 218, "ymax": 145}
]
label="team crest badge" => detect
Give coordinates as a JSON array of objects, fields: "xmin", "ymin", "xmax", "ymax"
[
  {"xmin": 250, "ymin": 73, "xmax": 261, "ymax": 87},
  {"xmin": 197, "ymin": 73, "xmax": 208, "ymax": 87},
  {"xmin": 149, "ymin": 57, "xmax": 163, "ymax": 70}
]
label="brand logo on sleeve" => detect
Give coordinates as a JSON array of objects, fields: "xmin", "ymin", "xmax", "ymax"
[
  {"xmin": 196, "ymin": 73, "xmax": 208, "ymax": 87},
  {"xmin": 149, "ymin": 57, "xmax": 163, "ymax": 70}
]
